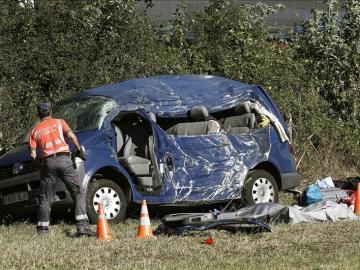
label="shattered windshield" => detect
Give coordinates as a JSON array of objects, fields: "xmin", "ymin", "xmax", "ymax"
[
  {"xmin": 22, "ymin": 96, "xmax": 116, "ymax": 143},
  {"xmin": 52, "ymin": 96, "xmax": 117, "ymax": 132}
]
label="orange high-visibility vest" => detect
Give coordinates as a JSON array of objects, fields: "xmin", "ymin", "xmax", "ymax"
[{"xmin": 29, "ymin": 118, "xmax": 71, "ymax": 158}]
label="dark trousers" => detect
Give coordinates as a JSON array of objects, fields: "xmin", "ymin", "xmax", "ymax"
[{"xmin": 37, "ymin": 154, "xmax": 88, "ymax": 231}]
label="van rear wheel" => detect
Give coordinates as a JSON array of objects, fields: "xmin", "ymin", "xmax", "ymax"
[
  {"xmin": 243, "ymin": 170, "xmax": 279, "ymax": 204},
  {"xmin": 86, "ymin": 179, "xmax": 127, "ymax": 224}
]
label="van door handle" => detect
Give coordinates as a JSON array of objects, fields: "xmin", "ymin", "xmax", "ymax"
[
  {"xmin": 166, "ymin": 156, "xmax": 173, "ymax": 171},
  {"xmin": 107, "ymin": 136, "xmax": 113, "ymax": 146}
]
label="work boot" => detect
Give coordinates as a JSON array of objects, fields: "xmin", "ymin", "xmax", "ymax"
[
  {"xmin": 36, "ymin": 226, "xmax": 49, "ymax": 236},
  {"xmin": 76, "ymin": 218, "xmax": 95, "ymax": 237},
  {"xmin": 76, "ymin": 227, "xmax": 96, "ymax": 237}
]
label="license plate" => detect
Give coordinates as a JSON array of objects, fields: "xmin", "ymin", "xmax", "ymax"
[{"xmin": 3, "ymin": 191, "xmax": 29, "ymax": 205}]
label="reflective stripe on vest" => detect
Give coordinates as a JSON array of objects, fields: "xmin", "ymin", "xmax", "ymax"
[
  {"xmin": 55, "ymin": 145, "xmax": 70, "ymax": 153},
  {"xmin": 45, "ymin": 141, "xmax": 54, "ymax": 148},
  {"xmin": 54, "ymin": 139, "xmax": 63, "ymax": 145},
  {"xmin": 56, "ymin": 120, "xmax": 66, "ymax": 145},
  {"xmin": 36, "ymin": 119, "xmax": 70, "ymax": 157}
]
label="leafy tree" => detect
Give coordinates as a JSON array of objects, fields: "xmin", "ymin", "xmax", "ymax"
[
  {"xmin": 291, "ymin": 0, "xmax": 360, "ymax": 165},
  {"xmin": 0, "ymin": 0, "xmax": 179, "ymax": 149},
  {"xmin": 1, "ymin": 0, "xmax": 360, "ymax": 172},
  {"xmin": 297, "ymin": 0, "xmax": 360, "ymax": 120}
]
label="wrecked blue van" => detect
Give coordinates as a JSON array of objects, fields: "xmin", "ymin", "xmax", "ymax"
[{"xmin": 0, "ymin": 75, "xmax": 300, "ymax": 223}]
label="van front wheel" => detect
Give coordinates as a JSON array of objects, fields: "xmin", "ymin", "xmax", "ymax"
[
  {"xmin": 86, "ymin": 179, "xmax": 127, "ymax": 224},
  {"xmin": 243, "ymin": 170, "xmax": 279, "ymax": 204}
]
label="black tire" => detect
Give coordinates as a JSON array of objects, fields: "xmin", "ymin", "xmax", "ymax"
[
  {"xmin": 86, "ymin": 179, "xmax": 127, "ymax": 224},
  {"xmin": 243, "ymin": 170, "xmax": 279, "ymax": 205}
]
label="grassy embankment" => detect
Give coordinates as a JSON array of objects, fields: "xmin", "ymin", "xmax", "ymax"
[
  {"xmin": 1, "ymin": 149, "xmax": 360, "ymax": 270},
  {"xmin": 1, "ymin": 216, "xmax": 360, "ymax": 270}
]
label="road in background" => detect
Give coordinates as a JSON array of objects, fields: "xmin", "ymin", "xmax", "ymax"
[{"xmin": 139, "ymin": 0, "xmax": 345, "ymax": 28}]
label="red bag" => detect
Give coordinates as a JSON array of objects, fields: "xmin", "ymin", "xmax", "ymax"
[{"xmin": 338, "ymin": 190, "xmax": 356, "ymax": 206}]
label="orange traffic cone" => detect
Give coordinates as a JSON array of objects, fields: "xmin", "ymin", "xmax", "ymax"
[
  {"xmin": 354, "ymin": 183, "xmax": 360, "ymax": 215},
  {"xmin": 136, "ymin": 200, "xmax": 153, "ymax": 239},
  {"xmin": 96, "ymin": 203, "xmax": 113, "ymax": 241}
]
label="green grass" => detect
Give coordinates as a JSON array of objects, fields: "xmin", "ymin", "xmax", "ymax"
[{"xmin": 1, "ymin": 218, "xmax": 360, "ymax": 270}]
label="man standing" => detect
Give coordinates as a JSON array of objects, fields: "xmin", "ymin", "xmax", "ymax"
[{"xmin": 29, "ymin": 102, "xmax": 95, "ymax": 237}]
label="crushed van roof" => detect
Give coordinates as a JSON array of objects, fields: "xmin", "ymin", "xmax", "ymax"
[{"xmin": 77, "ymin": 75, "xmax": 257, "ymax": 117}]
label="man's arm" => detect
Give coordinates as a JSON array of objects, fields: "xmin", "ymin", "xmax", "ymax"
[
  {"xmin": 30, "ymin": 149, "xmax": 37, "ymax": 160},
  {"xmin": 29, "ymin": 130, "xmax": 37, "ymax": 160},
  {"xmin": 67, "ymin": 132, "xmax": 81, "ymax": 151},
  {"xmin": 61, "ymin": 119, "xmax": 86, "ymax": 160},
  {"xmin": 29, "ymin": 131, "xmax": 40, "ymax": 167},
  {"xmin": 67, "ymin": 132, "xmax": 87, "ymax": 160},
  {"xmin": 61, "ymin": 119, "xmax": 81, "ymax": 151},
  {"xmin": 30, "ymin": 148, "xmax": 42, "ymax": 168}
]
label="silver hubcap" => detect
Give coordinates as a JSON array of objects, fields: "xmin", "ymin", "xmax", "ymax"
[
  {"xmin": 252, "ymin": 177, "xmax": 275, "ymax": 203},
  {"xmin": 93, "ymin": 187, "xmax": 121, "ymax": 219}
]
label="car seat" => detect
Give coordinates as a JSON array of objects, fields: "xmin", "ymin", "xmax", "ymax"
[
  {"xmin": 223, "ymin": 102, "xmax": 256, "ymax": 134},
  {"xmin": 166, "ymin": 106, "xmax": 220, "ymax": 136},
  {"xmin": 116, "ymin": 115, "xmax": 155, "ymax": 187}
]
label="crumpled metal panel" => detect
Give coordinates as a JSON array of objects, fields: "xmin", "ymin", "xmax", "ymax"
[
  {"xmin": 150, "ymin": 104, "xmax": 278, "ymax": 204},
  {"xmin": 154, "ymin": 128, "xmax": 271, "ymax": 203},
  {"xmin": 79, "ymin": 75, "xmax": 289, "ymax": 204},
  {"xmin": 77, "ymin": 75, "xmax": 256, "ymax": 117},
  {"xmin": 154, "ymin": 201, "xmax": 358, "ymax": 235}
]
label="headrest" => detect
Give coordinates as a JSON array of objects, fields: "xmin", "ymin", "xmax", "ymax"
[
  {"xmin": 189, "ymin": 106, "xmax": 209, "ymax": 121},
  {"xmin": 234, "ymin": 102, "xmax": 250, "ymax": 115},
  {"xmin": 147, "ymin": 112, "xmax": 156, "ymax": 123}
]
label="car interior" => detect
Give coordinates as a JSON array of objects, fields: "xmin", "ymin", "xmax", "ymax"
[
  {"xmin": 112, "ymin": 112, "xmax": 161, "ymax": 191},
  {"xmin": 159, "ymin": 102, "xmax": 259, "ymax": 136},
  {"xmin": 216, "ymin": 102, "xmax": 257, "ymax": 134},
  {"xmin": 165, "ymin": 106, "xmax": 221, "ymax": 136},
  {"xmin": 112, "ymin": 102, "xmax": 262, "ymax": 190}
]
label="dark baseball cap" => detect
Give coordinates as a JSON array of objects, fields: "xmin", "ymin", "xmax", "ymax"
[{"xmin": 36, "ymin": 102, "xmax": 52, "ymax": 114}]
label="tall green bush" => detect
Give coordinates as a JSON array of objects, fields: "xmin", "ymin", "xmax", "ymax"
[
  {"xmin": 1, "ymin": 0, "xmax": 360, "ymax": 173},
  {"xmin": 297, "ymin": 0, "xmax": 360, "ymax": 119},
  {"xmin": 0, "ymin": 0, "xmax": 180, "ymax": 149},
  {"xmin": 294, "ymin": 0, "xmax": 360, "ymax": 164}
]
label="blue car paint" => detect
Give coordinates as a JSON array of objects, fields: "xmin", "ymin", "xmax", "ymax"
[
  {"xmin": 0, "ymin": 75, "xmax": 300, "ymax": 212},
  {"xmin": 73, "ymin": 127, "xmax": 138, "ymax": 193},
  {"xmin": 78, "ymin": 75, "xmax": 257, "ymax": 117},
  {"xmin": 0, "ymin": 144, "xmax": 31, "ymax": 165}
]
